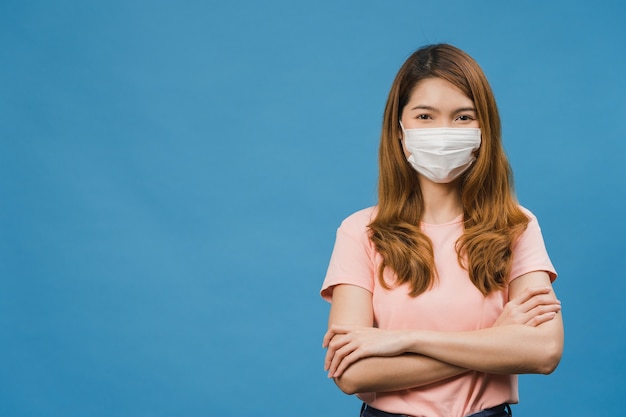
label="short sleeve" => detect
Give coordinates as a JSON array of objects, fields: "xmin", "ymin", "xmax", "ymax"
[
  {"xmin": 510, "ymin": 208, "xmax": 557, "ymax": 283},
  {"xmin": 320, "ymin": 208, "xmax": 377, "ymax": 302}
]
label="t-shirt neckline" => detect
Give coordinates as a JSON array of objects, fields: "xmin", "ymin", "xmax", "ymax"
[{"xmin": 420, "ymin": 214, "xmax": 464, "ymax": 228}]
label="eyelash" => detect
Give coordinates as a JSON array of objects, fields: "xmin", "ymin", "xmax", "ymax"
[{"xmin": 415, "ymin": 114, "xmax": 476, "ymax": 121}]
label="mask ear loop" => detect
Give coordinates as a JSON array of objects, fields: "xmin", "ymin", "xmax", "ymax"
[
  {"xmin": 398, "ymin": 120, "xmax": 405, "ymax": 142},
  {"xmin": 398, "ymin": 121, "xmax": 408, "ymax": 159}
]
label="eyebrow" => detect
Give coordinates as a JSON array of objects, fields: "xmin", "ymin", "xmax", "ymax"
[{"xmin": 410, "ymin": 105, "xmax": 477, "ymax": 113}]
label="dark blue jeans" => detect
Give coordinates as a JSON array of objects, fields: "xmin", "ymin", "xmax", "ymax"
[{"xmin": 360, "ymin": 403, "xmax": 512, "ymax": 417}]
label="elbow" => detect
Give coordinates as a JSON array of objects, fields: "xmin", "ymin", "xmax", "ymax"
[
  {"xmin": 333, "ymin": 363, "xmax": 373, "ymax": 395},
  {"xmin": 537, "ymin": 359, "xmax": 560, "ymax": 375},
  {"xmin": 333, "ymin": 375, "xmax": 359, "ymax": 395},
  {"xmin": 538, "ymin": 350, "xmax": 562, "ymax": 375},
  {"xmin": 535, "ymin": 339, "xmax": 563, "ymax": 375}
]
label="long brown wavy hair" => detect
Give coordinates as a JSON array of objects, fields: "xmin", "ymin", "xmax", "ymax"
[{"xmin": 368, "ymin": 44, "xmax": 529, "ymax": 296}]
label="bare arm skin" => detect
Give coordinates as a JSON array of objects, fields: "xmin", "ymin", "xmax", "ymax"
[
  {"xmin": 402, "ymin": 271, "xmax": 563, "ymax": 374},
  {"xmin": 324, "ymin": 285, "xmax": 467, "ymax": 394},
  {"xmin": 323, "ymin": 271, "xmax": 563, "ymax": 394}
]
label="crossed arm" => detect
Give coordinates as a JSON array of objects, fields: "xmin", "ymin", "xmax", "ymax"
[{"xmin": 322, "ymin": 271, "xmax": 564, "ymax": 395}]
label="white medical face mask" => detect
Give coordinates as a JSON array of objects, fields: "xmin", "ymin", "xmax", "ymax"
[{"xmin": 400, "ymin": 123, "xmax": 481, "ymax": 183}]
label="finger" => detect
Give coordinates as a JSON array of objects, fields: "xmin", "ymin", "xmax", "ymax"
[
  {"xmin": 324, "ymin": 334, "xmax": 350, "ymax": 370},
  {"xmin": 521, "ymin": 303, "xmax": 561, "ymax": 325},
  {"xmin": 514, "ymin": 286, "xmax": 552, "ymax": 305},
  {"xmin": 322, "ymin": 324, "xmax": 352, "ymax": 348},
  {"xmin": 524, "ymin": 303, "xmax": 561, "ymax": 324},
  {"xmin": 324, "ymin": 345, "xmax": 334, "ymax": 371},
  {"xmin": 331, "ymin": 344, "xmax": 366, "ymax": 378},
  {"xmin": 327, "ymin": 341, "xmax": 357, "ymax": 377},
  {"xmin": 535, "ymin": 303, "xmax": 561, "ymax": 313},
  {"xmin": 518, "ymin": 294, "xmax": 561, "ymax": 314},
  {"xmin": 322, "ymin": 330, "xmax": 335, "ymax": 348},
  {"xmin": 526, "ymin": 311, "xmax": 558, "ymax": 327}
]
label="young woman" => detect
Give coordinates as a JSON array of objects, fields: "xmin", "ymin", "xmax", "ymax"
[{"xmin": 320, "ymin": 44, "xmax": 563, "ymax": 417}]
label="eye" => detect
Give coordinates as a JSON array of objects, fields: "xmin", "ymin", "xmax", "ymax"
[
  {"xmin": 456, "ymin": 114, "xmax": 476, "ymax": 121},
  {"xmin": 416, "ymin": 114, "xmax": 431, "ymax": 120}
]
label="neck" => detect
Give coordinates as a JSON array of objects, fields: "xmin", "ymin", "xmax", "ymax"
[{"xmin": 419, "ymin": 177, "xmax": 463, "ymax": 224}]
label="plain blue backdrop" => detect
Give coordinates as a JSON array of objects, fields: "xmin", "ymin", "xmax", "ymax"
[{"xmin": 1, "ymin": 1, "xmax": 625, "ymax": 416}]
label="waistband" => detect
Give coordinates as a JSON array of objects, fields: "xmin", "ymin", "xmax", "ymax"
[{"xmin": 360, "ymin": 403, "xmax": 512, "ymax": 417}]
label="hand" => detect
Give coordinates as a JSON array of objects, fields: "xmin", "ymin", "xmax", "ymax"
[
  {"xmin": 322, "ymin": 325, "xmax": 408, "ymax": 378},
  {"xmin": 494, "ymin": 286, "xmax": 561, "ymax": 327}
]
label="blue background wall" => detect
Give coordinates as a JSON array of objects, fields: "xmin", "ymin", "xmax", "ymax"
[{"xmin": 1, "ymin": 1, "xmax": 625, "ymax": 416}]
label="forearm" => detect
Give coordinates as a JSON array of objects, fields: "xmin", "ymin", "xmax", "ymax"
[
  {"xmin": 325, "ymin": 274, "xmax": 564, "ymax": 387},
  {"xmin": 407, "ymin": 314, "xmax": 564, "ymax": 375},
  {"xmin": 334, "ymin": 353, "xmax": 468, "ymax": 394}
]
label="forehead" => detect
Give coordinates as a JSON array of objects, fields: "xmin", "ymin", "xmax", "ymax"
[{"xmin": 407, "ymin": 77, "xmax": 474, "ymax": 106}]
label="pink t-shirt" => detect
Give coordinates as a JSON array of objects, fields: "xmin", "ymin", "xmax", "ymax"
[{"xmin": 321, "ymin": 206, "xmax": 556, "ymax": 417}]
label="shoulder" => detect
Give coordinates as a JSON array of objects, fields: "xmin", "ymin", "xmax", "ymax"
[
  {"xmin": 517, "ymin": 205, "xmax": 543, "ymax": 230},
  {"xmin": 510, "ymin": 204, "xmax": 557, "ymax": 281},
  {"xmin": 518, "ymin": 205, "xmax": 538, "ymax": 221},
  {"xmin": 515, "ymin": 204, "xmax": 545, "ymax": 242},
  {"xmin": 337, "ymin": 206, "xmax": 378, "ymax": 236}
]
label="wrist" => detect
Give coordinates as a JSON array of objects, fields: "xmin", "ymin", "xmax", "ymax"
[{"xmin": 403, "ymin": 330, "xmax": 426, "ymax": 354}]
